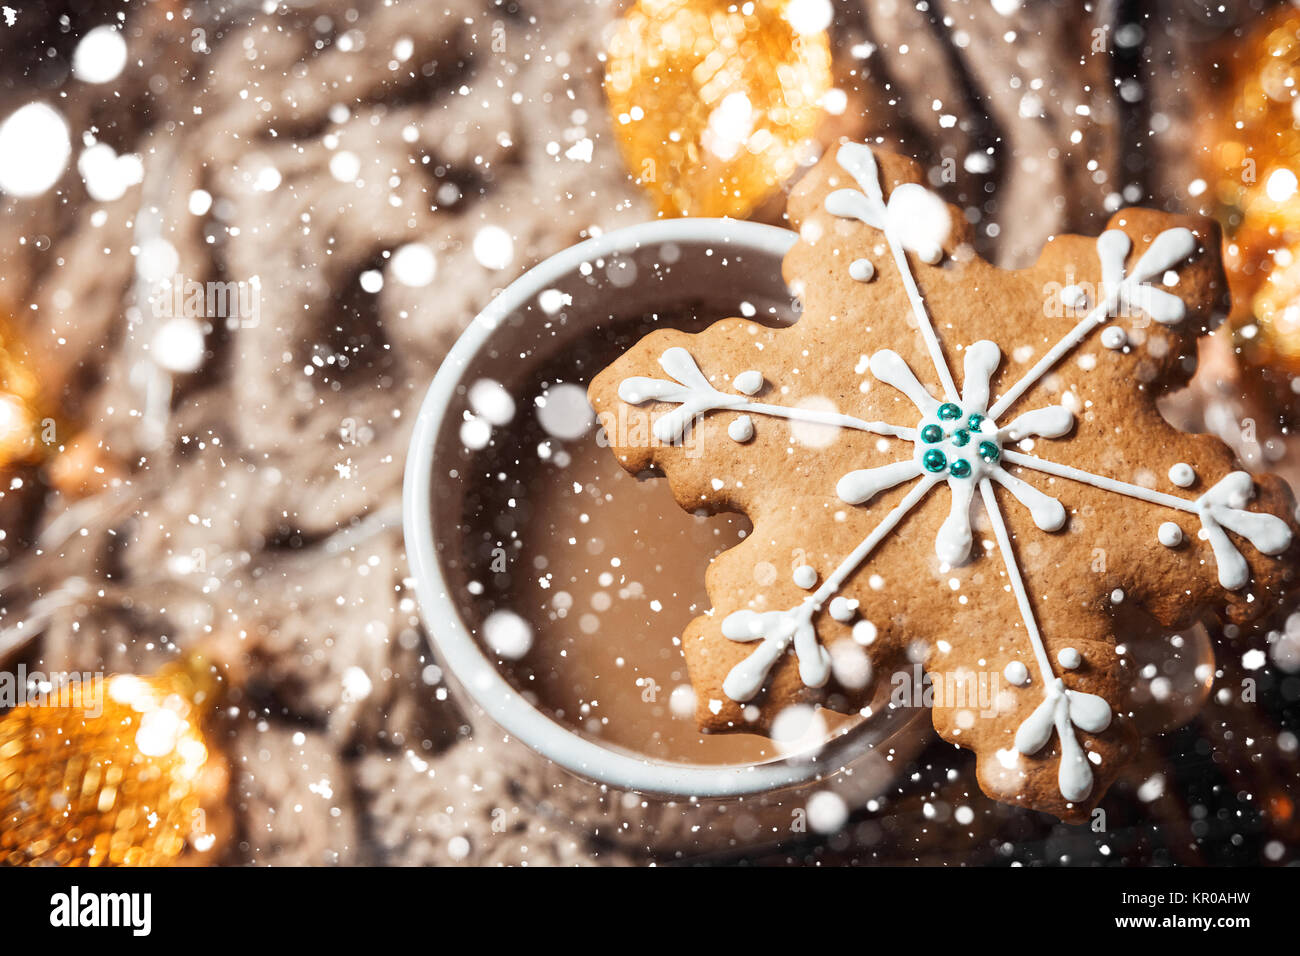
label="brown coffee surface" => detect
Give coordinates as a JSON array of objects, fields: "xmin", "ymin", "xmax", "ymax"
[{"xmin": 455, "ymin": 314, "xmax": 857, "ymax": 763}]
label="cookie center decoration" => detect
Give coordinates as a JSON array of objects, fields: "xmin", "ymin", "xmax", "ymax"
[
  {"xmin": 915, "ymin": 403, "xmax": 992, "ymax": 481},
  {"xmin": 592, "ymin": 141, "xmax": 1298, "ymax": 820}
]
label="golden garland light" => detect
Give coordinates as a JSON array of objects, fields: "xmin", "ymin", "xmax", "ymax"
[
  {"xmin": 0, "ymin": 656, "xmax": 229, "ymax": 866},
  {"xmin": 0, "ymin": 298, "xmax": 123, "ymax": 498},
  {"xmin": 1, "ymin": 306, "xmax": 226, "ymax": 866},
  {"xmin": 0, "ymin": 311, "xmax": 45, "ymax": 468},
  {"xmin": 1211, "ymin": 8, "xmax": 1300, "ymax": 385},
  {"xmin": 605, "ymin": 0, "xmax": 833, "ymax": 218}
]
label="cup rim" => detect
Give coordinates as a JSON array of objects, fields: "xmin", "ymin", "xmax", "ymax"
[{"xmin": 402, "ymin": 217, "xmax": 910, "ymax": 798}]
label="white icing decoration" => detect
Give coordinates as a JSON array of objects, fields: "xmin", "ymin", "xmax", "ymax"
[
  {"xmin": 980, "ymin": 476, "xmax": 1110, "ymax": 804},
  {"xmin": 989, "ymin": 468, "xmax": 1068, "ymax": 532},
  {"xmin": 1098, "ymin": 227, "xmax": 1197, "ymax": 324},
  {"xmin": 1000, "ymin": 405, "xmax": 1074, "ymax": 442},
  {"xmin": 618, "ymin": 347, "xmax": 747, "ymax": 443},
  {"xmin": 1168, "ymin": 462, "xmax": 1195, "ymax": 488},
  {"xmin": 827, "ymin": 143, "xmax": 960, "ymax": 399},
  {"xmin": 1001, "ymin": 454, "xmax": 1290, "ymax": 591},
  {"xmin": 718, "ymin": 477, "xmax": 937, "ymax": 701},
  {"xmin": 961, "ymin": 340, "xmax": 1001, "ymax": 413},
  {"xmin": 1013, "ymin": 678, "xmax": 1112, "ymax": 803},
  {"xmin": 869, "ymin": 349, "xmax": 940, "ymax": 415},
  {"xmin": 792, "ymin": 565, "xmax": 817, "ymax": 589},
  {"xmin": 988, "ymin": 225, "xmax": 1198, "ymax": 419},
  {"xmin": 1195, "ymin": 471, "xmax": 1292, "ymax": 589},
  {"xmin": 1004, "ymin": 661, "xmax": 1030, "ymax": 686},
  {"xmin": 1100, "ymin": 326, "xmax": 1127, "ymax": 350},
  {"xmin": 936, "ymin": 479, "xmax": 976, "ymax": 566},
  {"xmin": 837, "ymin": 459, "xmax": 920, "ymax": 505},
  {"xmin": 858, "ymin": 342, "xmax": 1069, "ymax": 564},
  {"xmin": 728, "ymin": 414, "xmax": 754, "ymax": 443},
  {"xmin": 829, "ymin": 596, "xmax": 857, "ymax": 621},
  {"xmin": 1001, "ymin": 449, "xmax": 1198, "ymax": 512},
  {"xmin": 825, "ymin": 163, "xmax": 951, "ymax": 266},
  {"xmin": 609, "ymin": 144, "xmax": 1288, "ymax": 804},
  {"xmin": 722, "ymin": 607, "xmax": 828, "ymax": 699},
  {"xmin": 1157, "ymin": 521, "xmax": 1183, "ymax": 547},
  {"xmin": 620, "ymin": 346, "xmax": 914, "ymax": 442},
  {"xmin": 848, "ymin": 258, "xmax": 875, "ymax": 282},
  {"xmin": 733, "ymin": 369, "xmax": 763, "ymax": 395},
  {"xmin": 1057, "ymin": 647, "xmax": 1081, "ymax": 670}
]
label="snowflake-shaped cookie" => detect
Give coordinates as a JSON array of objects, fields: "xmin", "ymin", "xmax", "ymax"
[{"xmin": 588, "ymin": 142, "xmax": 1299, "ymax": 820}]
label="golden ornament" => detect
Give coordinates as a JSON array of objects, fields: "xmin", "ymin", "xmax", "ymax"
[
  {"xmin": 44, "ymin": 430, "xmax": 125, "ymax": 500},
  {"xmin": 0, "ymin": 315, "xmax": 44, "ymax": 468},
  {"xmin": 1210, "ymin": 9, "xmax": 1300, "ymax": 376},
  {"xmin": 0, "ymin": 658, "xmax": 228, "ymax": 866},
  {"xmin": 605, "ymin": 0, "xmax": 833, "ymax": 218}
]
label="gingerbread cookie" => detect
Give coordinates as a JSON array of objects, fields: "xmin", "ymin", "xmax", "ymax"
[{"xmin": 588, "ymin": 141, "xmax": 1300, "ymax": 821}]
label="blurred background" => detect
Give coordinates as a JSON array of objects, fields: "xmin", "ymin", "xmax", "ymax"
[{"xmin": 2, "ymin": 0, "xmax": 1300, "ymax": 866}]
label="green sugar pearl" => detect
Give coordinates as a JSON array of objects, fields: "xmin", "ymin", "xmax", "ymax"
[
  {"xmin": 978, "ymin": 440, "xmax": 1000, "ymax": 463},
  {"xmin": 949, "ymin": 459, "xmax": 972, "ymax": 479},
  {"xmin": 937, "ymin": 402, "xmax": 962, "ymax": 421},
  {"xmin": 967, "ymin": 412, "xmax": 985, "ymax": 432},
  {"xmin": 920, "ymin": 423, "xmax": 944, "ymax": 443},
  {"xmin": 922, "ymin": 448, "xmax": 948, "ymax": 473},
  {"xmin": 950, "ymin": 428, "xmax": 970, "ymax": 447}
]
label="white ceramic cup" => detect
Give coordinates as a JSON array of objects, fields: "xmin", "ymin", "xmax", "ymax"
[{"xmin": 403, "ymin": 218, "xmax": 927, "ymax": 806}]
